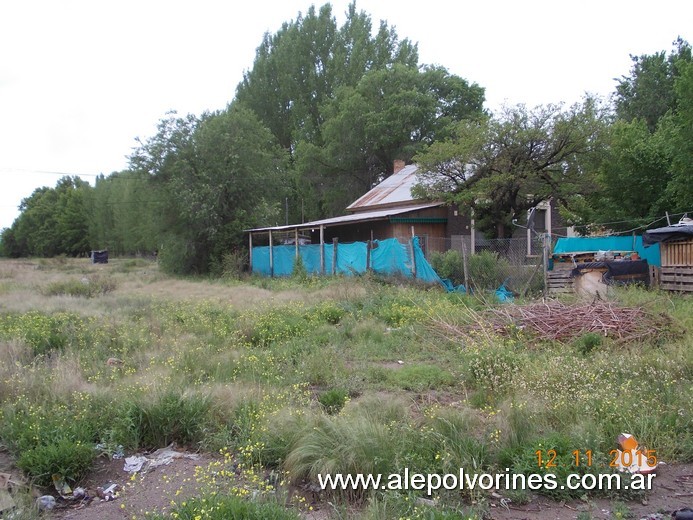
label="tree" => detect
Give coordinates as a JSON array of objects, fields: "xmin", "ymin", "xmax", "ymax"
[
  {"xmin": 2, "ymin": 177, "xmax": 92, "ymax": 257},
  {"xmin": 130, "ymin": 106, "xmax": 288, "ymax": 274},
  {"xmin": 294, "ymin": 64, "xmax": 485, "ymax": 217},
  {"xmin": 413, "ymin": 99, "xmax": 609, "ymax": 237},
  {"xmin": 235, "ymin": 2, "xmax": 418, "ymax": 152},
  {"xmin": 614, "ymin": 37, "xmax": 692, "ymax": 132}
]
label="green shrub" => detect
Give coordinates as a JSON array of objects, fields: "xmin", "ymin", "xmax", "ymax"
[
  {"xmin": 468, "ymin": 250, "xmax": 511, "ymax": 290},
  {"xmin": 318, "ymin": 388, "xmax": 349, "ymax": 414},
  {"xmin": 430, "ymin": 250, "xmax": 465, "ymax": 286},
  {"xmin": 17, "ymin": 438, "xmax": 95, "ymax": 486},
  {"xmin": 573, "ymin": 332, "xmax": 604, "ymax": 355}
]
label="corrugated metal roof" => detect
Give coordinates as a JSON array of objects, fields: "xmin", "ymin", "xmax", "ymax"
[
  {"xmin": 346, "ymin": 164, "xmax": 421, "ymax": 212},
  {"xmin": 246, "ymin": 202, "xmax": 443, "ymax": 233}
]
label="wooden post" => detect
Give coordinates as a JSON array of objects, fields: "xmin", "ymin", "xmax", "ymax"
[
  {"xmin": 332, "ymin": 237, "xmax": 338, "ymax": 275},
  {"xmin": 269, "ymin": 230, "xmax": 274, "ymax": 278},
  {"xmin": 248, "ymin": 232, "xmax": 253, "ymax": 274},
  {"xmin": 366, "ymin": 240, "xmax": 371, "ymax": 272},
  {"xmin": 470, "ymin": 210, "xmax": 476, "ymax": 255},
  {"xmin": 461, "ymin": 238, "xmax": 470, "ymax": 292},
  {"xmin": 319, "ymin": 225, "xmax": 325, "ymax": 275},
  {"xmin": 543, "ymin": 233, "xmax": 549, "ymax": 295}
]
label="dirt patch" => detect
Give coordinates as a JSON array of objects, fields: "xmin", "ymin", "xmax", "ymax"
[
  {"xmin": 48, "ymin": 454, "xmax": 215, "ymax": 520},
  {"xmin": 41, "ymin": 453, "xmax": 692, "ymax": 520}
]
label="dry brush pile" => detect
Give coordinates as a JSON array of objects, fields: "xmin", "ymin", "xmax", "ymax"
[{"xmin": 430, "ymin": 299, "xmax": 677, "ymax": 345}]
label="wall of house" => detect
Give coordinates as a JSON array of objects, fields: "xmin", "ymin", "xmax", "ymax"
[{"xmin": 307, "ymin": 207, "xmax": 448, "ymax": 247}]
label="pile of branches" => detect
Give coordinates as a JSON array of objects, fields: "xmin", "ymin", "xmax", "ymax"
[
  {"xmin": 489, "ymin": 300, "xmax": 671, "ymax": 343},
  {"xmin": 429, "ymin": 300, "xmax": 674, "ymax": 345}
]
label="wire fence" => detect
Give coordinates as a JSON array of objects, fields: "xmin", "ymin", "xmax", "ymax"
[{"xmin": 415, "ymin": 235, "xmax": 548, "ymax": 295}]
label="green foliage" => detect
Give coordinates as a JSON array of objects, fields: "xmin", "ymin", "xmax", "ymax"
[
  {"xmin": 318, "ymin": 388, "xmax": 349, "ymax": 414},
  {"xmin": 2, "ymin": 177, "xmax": 92, "ymax": 258},
  {"xmin": 388, "ymin": 364, "xmax": 455, "ymax": 392},
  {"xmin": 124, "ymin": 391, "xmax": 215, "ymax": 450},
  {"xmin": 573, "ymin": 332, "xmax": 604, "ymax": 355},
  {"xmin": 467, "ymin": 250, "xmax": 511, "ymax": 290},
  {"xmin": 17, "ymin": 438, "xmax": 95, "ymax": 486},
  {"xmin": 414, "ymin": 99, "xmax": 608, "ymax": 238},
  {"xmin": 130, "ymin": 106, "xmax": 288, "ymax": 275},
  {"xmin": 297, "ymin": 64, "xmax": 484, "ymax": 215},
  {"xmin": 430, "ymin": 249, "xmax": 465, "ymax": 286},
  {"xmin": 0, "ymin": 312, "xmax": 87, "ymax": 356},
  {"xmin": 614, "ymin": 37, "xmax": 692, "ymax": 131}
]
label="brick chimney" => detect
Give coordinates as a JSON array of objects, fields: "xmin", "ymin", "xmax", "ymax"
[{"xmin": 393, "ymin": 159, "xmax": 406, "ymax": 173}]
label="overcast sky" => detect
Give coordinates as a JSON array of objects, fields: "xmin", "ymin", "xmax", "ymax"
[{"xmin": 1, "ymin": 0, "xmax": 691, "ymax": 230}]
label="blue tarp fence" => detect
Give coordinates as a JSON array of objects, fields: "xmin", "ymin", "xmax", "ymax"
[
  {"xmin": 552, "ymin": 236, "xmax": 660, "ymax": 267},
  {"xmin": 252, "ymin": 237, "xmax": 447, "ymax": 287}
]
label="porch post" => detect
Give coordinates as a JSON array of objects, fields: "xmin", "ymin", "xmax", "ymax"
[
  {"xmin": 248, "ymin": 232, "xmax": 253, "ymax": 274},
  {"xmin": 319, "ymin": 225, "xmax": 325, "ymax": 274},
  {"xmin": 269, "ymin": 230, "xmax": 274, "ymax": 278}
]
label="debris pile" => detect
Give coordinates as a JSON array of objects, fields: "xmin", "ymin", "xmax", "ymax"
[
  {"xmin": 429, "ymin": 300, "xmax": 674, "ymax": 345},
  {"xmin": 490, "ymin": 301, "xmax": 669, "ymax": 343}
]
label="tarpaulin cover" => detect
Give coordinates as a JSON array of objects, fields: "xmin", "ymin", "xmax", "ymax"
[
  {"xmin": 571, "ymin": 260, "xmax": 650, "ymax": 285},
  {"xmin": 553, "ymin": 236, "xmax": 660, "ymax": 267},
  {"xmin": 643, "ymin": 224, "xmax": 693, "ymax": 245},
  {"xmin": 251, "ymin": 237, "xmax": 447, "ymax": 286}
]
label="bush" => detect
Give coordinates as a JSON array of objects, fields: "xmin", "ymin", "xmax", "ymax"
[
  {"xmin": 318, "ymin": 388, "xmax": 349, "ymax": 414},
  {"xmin": 468, "ymin": 250, "xmax": 512, "ymax": 290},
  {"xmin": 17, "ymin": 438, "xmax": 95, "ymax": 486},
  {"xmin": 430, "ymin": 250, "xmax": 465, "ymax": 286}
]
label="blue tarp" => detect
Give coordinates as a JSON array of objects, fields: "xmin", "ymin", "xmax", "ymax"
[
  {"xmin": 251, "ymin": 237, "xmax": 447, "ymax": 286},
  {"xmin": 553, "ymin": 236, "xmax": 660, "ymax": 267}
]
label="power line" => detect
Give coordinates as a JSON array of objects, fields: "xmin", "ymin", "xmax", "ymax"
[{"xmin": 0, "ymin": 167, "xmax": 100, "ymax": 178}]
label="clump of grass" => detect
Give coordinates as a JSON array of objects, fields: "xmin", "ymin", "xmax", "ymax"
[
  {"xmin": 284, "ymin": 413, "xmax": 398, "ymax": 496},
  {"xmin": 318, "ymin": 387, "xmax": 349, "ymax": 414},
  {"xmin": 42, "ymin": 275, "xmax": 117, "ymax": 298},
  {"xmin": 17, "ymin": 438, "xmax": 95, "ymax": 486},
  {"xmin": 388, "ymin": 364, "xmax": 456, "ymax": 392},
  {"xmin": 124, "ymin": 390, "xmax": 215, "ymax": 450}
]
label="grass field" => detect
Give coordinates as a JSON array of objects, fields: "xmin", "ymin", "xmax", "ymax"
[{"xmin": 0, "ymin": 258, "xmax": 690, "ymax": 519}]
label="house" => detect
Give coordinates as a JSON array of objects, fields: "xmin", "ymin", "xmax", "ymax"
[
  {"xmin": 245, "ymin": 160, "xmax": 560, "ymax": 276},
  {"xmin": 246, "ymin": 161, "xmax": 468, "ymax": 259}
]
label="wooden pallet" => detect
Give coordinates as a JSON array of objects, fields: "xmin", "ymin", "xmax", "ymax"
[
  {"xmin": 660, "ymin": 266, "xmax": 693, "ymax": 292},
  {"xmin": 548, "ymin": 270, "xmax": 573, "ymax": 294}
]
